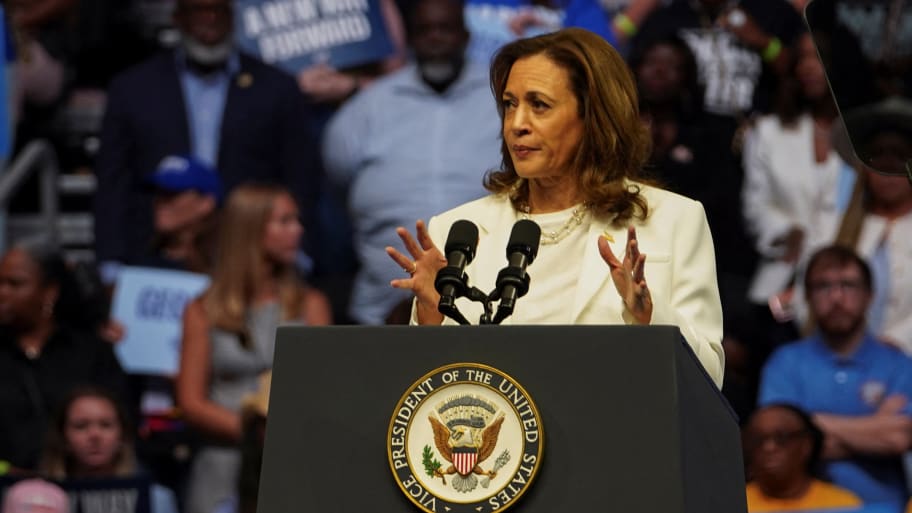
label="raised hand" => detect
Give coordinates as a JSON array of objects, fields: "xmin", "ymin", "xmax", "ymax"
[
  {"xmin": 598, "ymin": 226, "xmax": 652, "ymax": 324},
  {"xmin": 386, "ymin": 220, "xmax": 447, "ymax": 324},
  {"xmin": 718, "ymin": 7, "xmax": 773, "ymax": 52}
]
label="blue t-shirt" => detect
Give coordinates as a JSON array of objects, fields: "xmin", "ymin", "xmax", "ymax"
[{"xmin": 759, "ymin": 334, "xmax": 912, "ymax": 508}]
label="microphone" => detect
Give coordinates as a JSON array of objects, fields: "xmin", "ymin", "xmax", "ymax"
[
  {"xmin": 492, "ymin": 220, "xmax": 540, "ymax": 324},
  {"xmin": 435, "ymin": 220, "xmax": 479, "ymax": 322}
]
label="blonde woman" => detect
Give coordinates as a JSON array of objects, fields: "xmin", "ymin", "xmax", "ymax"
[{"xmin": 177, "ymin": 184, "xmax": 331, "ymax": 513}]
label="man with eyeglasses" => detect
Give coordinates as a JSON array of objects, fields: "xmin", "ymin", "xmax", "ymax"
[{"xmin": 758, "ymin": 244, "xmax": 912, "ymax": 510}]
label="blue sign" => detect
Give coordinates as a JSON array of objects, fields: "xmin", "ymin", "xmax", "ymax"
[
  {"xmin": 234, "ymin": 0, "xmax": 394, "ymax": 73},
  {"xmin": 112, "ymin": 267, "xmax": 210, "ymax": 376}
]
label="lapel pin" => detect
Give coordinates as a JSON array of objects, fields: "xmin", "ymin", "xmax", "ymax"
[{"xmin": 237, "ymin": 72, "xmax": 253, "ymax": 88}]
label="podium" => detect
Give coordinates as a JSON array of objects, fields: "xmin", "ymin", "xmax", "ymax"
[{"xmin": 257, "ymin": 325, "xmax": 747, "ymax": 512}]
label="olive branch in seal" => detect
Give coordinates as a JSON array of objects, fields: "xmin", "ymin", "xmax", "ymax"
[{"xmin": 422, "ymin": 445, "xmax": 444, "ymax": 482}]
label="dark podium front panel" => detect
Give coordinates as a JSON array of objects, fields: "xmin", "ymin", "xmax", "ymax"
[{"xmin": 258, "ymin": 325, "xmax": 746, "ymax": 512}]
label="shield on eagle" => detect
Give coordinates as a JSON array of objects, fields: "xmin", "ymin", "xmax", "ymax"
[{"xmin": 452, "ymin": 446, "xmax": 478, "ymax": 476}]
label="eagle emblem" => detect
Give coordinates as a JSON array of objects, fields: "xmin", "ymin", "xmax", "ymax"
[
  {"xmin": 389, "ymin": 363, "xmax": 543, "ymax": 512},
  {"xmin": 424, "ymin": 395, "xmax": 507, "ymax": 493}
]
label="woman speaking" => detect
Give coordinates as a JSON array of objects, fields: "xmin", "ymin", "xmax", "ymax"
[{"xmin": 387, "ymin": 28, "xmax": 724, "ymax": 387}]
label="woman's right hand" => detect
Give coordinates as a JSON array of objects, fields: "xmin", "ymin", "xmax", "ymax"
[{"xmin": 386, "ymin": 220, "xmax": 447, "ymax": 325}]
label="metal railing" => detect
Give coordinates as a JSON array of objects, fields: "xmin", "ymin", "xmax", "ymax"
[{"xmin": 0, "ymin": 139, "xmax": 60, "ymax": 246}]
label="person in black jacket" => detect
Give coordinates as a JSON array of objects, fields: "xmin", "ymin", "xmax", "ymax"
[
  {"xmin": 0, "ymin": 240, "xmax": 128, "ymax": 473},
  {"xmin": 631, "ymin": 0, "xmax": 805, "ymax": 118},
  {"xmin": 93, "ymin": 0, "xmax": 321, "ymax": 285}
]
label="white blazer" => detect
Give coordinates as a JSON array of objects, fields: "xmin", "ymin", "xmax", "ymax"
[
  {"xmin": 741, "ymin": 114, "xmax": 844, "ymax": 301},
  {"xmin": 421, "ymin": 184, "xmax": 725, "ymax": 388}
]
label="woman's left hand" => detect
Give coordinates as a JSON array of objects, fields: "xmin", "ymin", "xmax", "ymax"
[{"xmin": 598, "ymin": 226, "xmax": 652, "ymax": 324}]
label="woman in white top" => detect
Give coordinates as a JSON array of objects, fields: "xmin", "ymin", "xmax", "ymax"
[
  {"xmin": 386, "ymin": 28, "xmax": 725, "ymax": 387},
  {"xmin": 741, "ymin": 32, "xmax": 853, "ymax": 311}
]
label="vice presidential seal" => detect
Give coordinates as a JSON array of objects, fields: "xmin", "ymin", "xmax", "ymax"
[{"xmin": 388, "ymin": 363, "xmax": 543, "ymax": 513}]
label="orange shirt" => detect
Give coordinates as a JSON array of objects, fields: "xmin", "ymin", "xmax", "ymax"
[{"xmin": 746, "ymin": 480, "xmax": 862, "ymax": 512}]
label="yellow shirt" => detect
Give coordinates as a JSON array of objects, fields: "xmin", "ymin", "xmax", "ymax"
[{"xmin": 746, "ymin": 480, "xmax": 862, "ymax": 512}]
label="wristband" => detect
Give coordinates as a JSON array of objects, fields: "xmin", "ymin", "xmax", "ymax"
[
  {"xmin": 762, "ymin": 37, "xmax": 782, "ymax": 62},
  {"xmin": 613, "ymin": 13, "xmax": 638, "ymax": 38}
]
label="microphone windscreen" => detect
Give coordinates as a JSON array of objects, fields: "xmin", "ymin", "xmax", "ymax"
[
  {"xmin": 444, "ymin": 220, "xmax": 479, "ymax": 262},
  {"xmin": 507, "ymin": 219, "xmax": 541, "ymax": 262}
]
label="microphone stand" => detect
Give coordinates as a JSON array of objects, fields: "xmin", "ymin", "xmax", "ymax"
[
  {"xmin": 488, "ymin": 266, "xmax": 531, "ymax": 325},
  {"xmin": 438, "ymin": 286, "xmax": 495, "ymax": 325},
  {"xmin": 436, "ymin": 219, "xmax": 539, "ymax": 325},
  {"xmin": 491, "ymin": 304, "xmax": 512, "ymax": 325},
  {"xmin": 469, "ymin": 288, "xmax": 494, "ymax": 325},
  {"xmin": 440, "ymin": 277, "xmax": 527, "ymax": 326},
  {"xmin": 438, "ymin": 297, "xmax": 471, "ymax": 325}
]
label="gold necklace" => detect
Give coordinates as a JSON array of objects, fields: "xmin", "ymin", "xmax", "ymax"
[{"xmin": 520, "ymin": 204, "xmax": 588, "ymax": 246}]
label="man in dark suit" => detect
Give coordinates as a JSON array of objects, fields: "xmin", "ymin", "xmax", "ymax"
[{"xmin": 94, "ymin": 0, "xmax": 319, "ymax": 279}]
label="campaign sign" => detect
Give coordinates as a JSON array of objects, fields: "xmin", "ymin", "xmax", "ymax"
[
  {"xmin": 234, "ymin": 0, "xmax": 395, "ymax": 73},
  {"xmin": 112, "ymin": 267, "xmax": 210, "ymax": 376},
  {"xmin": 0, "ymin": 476, "xmax": 152, "ymax": 513}
]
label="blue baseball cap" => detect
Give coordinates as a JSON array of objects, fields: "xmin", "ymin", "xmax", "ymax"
[{"xmin": 147, "ymin": 155, "xmax": 223, "ymax": 201}]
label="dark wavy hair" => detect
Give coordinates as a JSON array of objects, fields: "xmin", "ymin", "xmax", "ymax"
[
  {"xmin": 485, "ymin": 28, "xmax": 654, "ymax": 226},
  {"xmin": 12, "ymin": 239, "xmax": 108, "ymax": 332}
]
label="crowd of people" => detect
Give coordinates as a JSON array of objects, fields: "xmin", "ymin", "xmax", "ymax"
[{"xmin": 1, "ymin": 0, "xmax": 911, "ymax": 512}]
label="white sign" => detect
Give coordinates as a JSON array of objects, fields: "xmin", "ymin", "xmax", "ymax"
[{"xmin": 112, "ymin": 267, "xmax": 210, "ymax": 376}]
